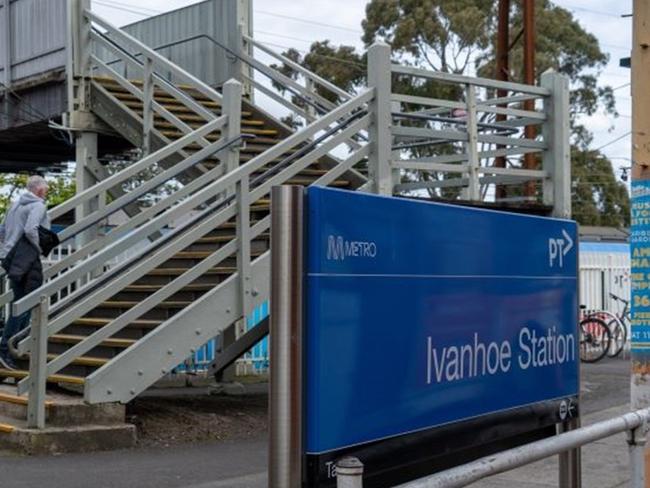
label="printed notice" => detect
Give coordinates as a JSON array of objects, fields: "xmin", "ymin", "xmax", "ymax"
[{"xmin": 631, "ymin": 181, "xmax": 650, "ymax": 350}]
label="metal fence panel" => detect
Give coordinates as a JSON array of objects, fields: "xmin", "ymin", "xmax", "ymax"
[
  {"xmin": 2, "ymin": 0, "xmax": 67, "ymax": 85},
  {"xmin": 579, "ymin": 242, "xmax": 630, "ymax": 312},
  {"xmin": 115, "ymin": 0, "xmax": 247, "ymax": 88}
]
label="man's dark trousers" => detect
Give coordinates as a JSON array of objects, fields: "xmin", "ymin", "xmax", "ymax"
[{"xmin": 0, "ymin": 277, "xmax": 30, "ymax": 357}]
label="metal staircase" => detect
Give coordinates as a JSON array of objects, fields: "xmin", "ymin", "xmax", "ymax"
[{"xmin": 0, "ymin": 1, "xmax": 571, "ymax": 432}]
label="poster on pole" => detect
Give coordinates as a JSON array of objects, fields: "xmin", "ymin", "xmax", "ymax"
[
  {"xmin": 631, "ymin": 181, "xmax": 650, "ymax": 353},
  {"xmin": 304, "ymin": 187, "xmax": 579, "ymax": 487}
]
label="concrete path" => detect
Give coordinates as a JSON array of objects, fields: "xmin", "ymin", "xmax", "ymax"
[
  {"xmin": 0, "ymin": 358, "xmax": 633, "ymax": 487},
  {"xmin": 0, "ymin": 437, "xmax": 267, "ymax": 488}
]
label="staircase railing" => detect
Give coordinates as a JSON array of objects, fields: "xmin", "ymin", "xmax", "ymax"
[
  {"xmin": 85, "ymin": 10, "xmax": 225, "ymax": 157},
  {"xmin": 14, "ymin": 84, "xmax": 372, "ymax": 422}
]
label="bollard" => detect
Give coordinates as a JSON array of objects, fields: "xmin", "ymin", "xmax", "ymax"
[{"xmin": 336, "ymin": 457, "xmax": 364, "ymax": 488}]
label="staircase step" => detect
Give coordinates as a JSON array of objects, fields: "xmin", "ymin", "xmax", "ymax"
[
  {"xmin": 50, "ymin": 334, "xmax": 135, "ymax": 349},
  {"xmin": 46, "ymin": 354, "xmax": 108, "ymax": 368},
  {"xmin": 73, "ymin": 318, "xmax": 161, "ymax": 329},
  {"xmin": 0, "ymin": 392, "xmax": 53, "ymax": 408},
  {"xmin": 154, "ymin": 121, "xmax": 280, "ymax": 141},
  {"xmin": 123, "ymin": 284, "xmax": 215, "ymax": 293},
  {"xmin": 96, "ymin": 77, "xmax": 221, "ymax": 103},
  {"xmin": 113, "ymin": 92, "xmax": 254, "ymax": 115},
  {"xmin": 146, "ymin": 266, "xmax": 235, "ymax": 277},
  {"xmin": 196, "ymin": 232, "xmax": 269, "ymax": 244},
  {"xmin": 99, "ymin": 300, "xmax": 191, "ymax": 309},
  {"xmin": 0, "ymin": 370, "xmax": 85, "ymax": 386},
  {"xmin": 0, "ymin": 422, "xmax": 15, "ymax": 433},
  {"xmin": 171, "ymin": 249, "xmax": 264, "ymax": 260},
  {"xmin": 118, "ymin": 94, "xmax": 223, "ymax": 111}
]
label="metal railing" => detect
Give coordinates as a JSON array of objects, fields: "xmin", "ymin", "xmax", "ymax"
[
  {"xmin": 10, "ymin": 21, "xmax": 572, "ymax": 432},
  {"xmin": 335, "ymin": 408, "xmax": 650, "ymax": 488},
  {"xmin": 16, "ymin": 80, "xmax": 372, "ymax": 424},
  {"xmin": 365, "ymin": 44, "xmax": 570, "ymax": 216},
  {"xmin": 86, "ymin": 10, "xmax": 225, "ymax": 158}
]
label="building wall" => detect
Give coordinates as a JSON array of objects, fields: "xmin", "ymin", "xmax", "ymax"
[
  {"xmin": 99, "ymin": 0, "xmax": 252, "ymax": 89},
  {"xmin": 0, "ymin": 0, "xmax": 67, "ymax": 87}
]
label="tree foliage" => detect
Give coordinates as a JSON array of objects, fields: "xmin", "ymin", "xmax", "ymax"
[
  {"xmin": 0, "ymin": 174, "xmax": 76, "ymax": 219},
  {"xmin": 275, "ymin": 0, "xmax": 629, "ymax": 227}
]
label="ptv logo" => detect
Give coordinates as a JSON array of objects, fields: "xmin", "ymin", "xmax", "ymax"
[{"xmin": 548, "ymin": 229, "xmax": 574, "ymax": 268}]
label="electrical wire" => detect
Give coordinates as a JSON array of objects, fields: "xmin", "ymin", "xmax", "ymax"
[
  {"xmin": 560, "ymin": 3, "xmax": 624, "ymax": 18},
  {"xmin": 98, "ymin": 0, "xmax": 162, "ymax": 15},
  {"xmin": 594, "ymin": 132, "xmax": 631, "ymax": 152},
  {"xmin": 255, "ymin": 10, "xmax": 361, "ymax": 34},
  {"xmin": 93, "ymin": 1, "xmax": 153, "ymax": 17}
]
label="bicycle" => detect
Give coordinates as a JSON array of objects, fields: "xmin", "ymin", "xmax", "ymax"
[
  {"xmin": 580, "ymin": 300, "xmax": 628, "ymax": 358},
  {"xmin": 579, "ymin": 307, "xmax": 611, "ymax": 363},
  {"xmin": 608, "ymin": 292, "xmax": 631, "ymax": 355}
]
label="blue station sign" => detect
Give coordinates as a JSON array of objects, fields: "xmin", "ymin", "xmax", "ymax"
[{"xmin": 303, "ymin": 187, "xmax": 579, "ymax": 486}]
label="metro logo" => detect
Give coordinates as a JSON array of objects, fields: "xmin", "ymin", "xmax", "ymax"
[{"xmin": 326, "ymin": 235, "xmax": 377, "ymax": 261}]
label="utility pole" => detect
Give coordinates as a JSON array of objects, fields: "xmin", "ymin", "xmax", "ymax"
[
  {"xmin": 494, "ymin": 0, "xmax": 510, "ymax": 201},
  {"xmin": 630, "ymin": 0, "xmax": 650, "ymax": 485},
  {"xmin": 522, "ymin": 0, "xmax": 536, "ymax": 197}
]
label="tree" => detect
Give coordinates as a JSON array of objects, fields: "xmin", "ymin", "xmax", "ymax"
[
  {"xmin": 274, "ymin": 0, "xmax": 629, "ymax": 226},
  {"xmin": 0, "ymin": 174, "xmax": 76, "ymax": 219}
]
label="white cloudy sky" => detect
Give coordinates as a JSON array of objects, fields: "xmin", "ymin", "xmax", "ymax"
[{"xmin": 92, "ymin": 0, "xmax": 633, "ymax": 184}]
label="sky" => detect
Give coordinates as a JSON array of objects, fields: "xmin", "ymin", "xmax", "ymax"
[{"xmin": 91, "ymin": 0, "xmax": 634, "ymax": 185}]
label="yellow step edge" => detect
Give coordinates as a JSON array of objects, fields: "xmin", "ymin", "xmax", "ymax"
[
  {"xmin": 147, "ymin": 267, "xmax": 235, "ymax": 276},
  {"xmin": 94, "ymin": 77, "xmax": 222, "ymax": 100},
  {"xmin": 50, "ymin": 334, "xmax": 135, "ymax": 349},
  {"xmin": 0, "ymin": 370, "xmax": 85, "ymax": 386},
  {"xmin": 46, "ymin": 354, "xmax": 108, "ymax": 368},
  {"xmin": 0, "ymin": 392, "xmax": 54, "ymax": 408},
  {"xmin": 72, "ymin": 318, "xmax": 161, "ymax": 328},
  {"xmin": 99, "ymin": 301, "xmax": 191, "ymax": 309},
  {"xmin": 0, "ymin": 423, "xmax": 15, "ymax": 434},
  {"xmin": 124, "ymin": 284, "xmax": 214, "ymax": 292}
]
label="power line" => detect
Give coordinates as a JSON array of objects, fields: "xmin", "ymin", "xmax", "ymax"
[
  {"xmin": 560, "ymin": 3, "xmax": 624, "ymax": 18},
  {"xmin": 613, "ymin": 82, "xmax": 631, "ymax": 91},
  {"xmin": 93, "ymin": 1, "xmax": 153, "ymax": 17},
  {"xmin": 97, "ymin": 0, "xmax": 162, "ymax": 14},
  {"xmin": 255, "ymin": 10, "xmax": 362, "ymax": 34},
  {"xmin": 594, "ymin": 132, "xmax": 631, "ymax": 152},
  {"xmin": 256, "ymin": 30, "xmax": 316, "ymax": 46}
]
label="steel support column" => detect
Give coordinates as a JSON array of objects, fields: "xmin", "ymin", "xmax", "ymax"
[
  {"xmin": 75, "ymin": 131, "xmax": 101, "ymax": 249},
  {"xmin": 367, "ymin": 42, "xmax": 392, "ymax": 196},
  {"xmin": 269, "ymin": 185, "xmax": 304, "ymax": 488}
]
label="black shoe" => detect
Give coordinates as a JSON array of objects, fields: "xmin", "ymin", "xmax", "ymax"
[{"xmin": 0, "ymin": 354, "xmax": 17, "ymax": 370}]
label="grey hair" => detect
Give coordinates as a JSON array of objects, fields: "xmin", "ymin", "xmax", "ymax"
[{"xmin": 26, "ymin": 175, "xmax": 48, "ymax": 193}]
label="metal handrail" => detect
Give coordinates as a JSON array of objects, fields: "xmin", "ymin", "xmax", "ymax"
[
  {"xmin": 13, "ymin": 89, "xmax": 372, "ymax": 318},
  {"xmin": 244, "ymin": 35, "xmax": 352, "ymax": 103},
  {"xmin": 334, "ymin": 408, "xmax": 650, "ymax": 487},
  {"xmin": 391, "ymin": 64, "xmax": 552, "ymax": 96},
  {"xmin": 0, "ymin": 117, "xmax": 234, "ymax": 309},
  {"xmin": 14, "ymin": 90, "xmax": 372, "ymax": 394},
  {"xmin": 85, "ymin": 10, "xmax": 222, "ymax": 105},
  {"xmin": 12, "ymin": 134, "xmax": 240, "ymax": 316}
]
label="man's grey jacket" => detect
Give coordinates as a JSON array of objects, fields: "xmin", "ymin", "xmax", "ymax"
[{"xmin": 0, "ymin": 191, "xmax": 50, "ymax": 259}]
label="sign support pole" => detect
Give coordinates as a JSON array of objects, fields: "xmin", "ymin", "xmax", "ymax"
[
  {"xmin": 631, "ymin": 1, "xmax": 650, "ymax": 486},
  {"xmin": 269, "ymin": 185, "xmax": 304, "ymax": 488}
]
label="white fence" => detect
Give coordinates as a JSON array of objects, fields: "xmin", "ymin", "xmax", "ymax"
[{"xmin": 579, "ymin": 242, "xmax": 630, "ymax": 312}]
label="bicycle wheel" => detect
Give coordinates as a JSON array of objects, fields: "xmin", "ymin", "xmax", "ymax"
[
  {"xmin": 580, "ymin": 317, "xmax": 611, "ymax": 363},
  {"xmin": 606, "ymin": 318, "xmax": 626, "ymax": 357}
]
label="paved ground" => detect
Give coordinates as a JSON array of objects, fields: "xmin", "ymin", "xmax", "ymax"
[{"xmin": 0, "ymin": 356, "xmax": 633, "ymax": 487}]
